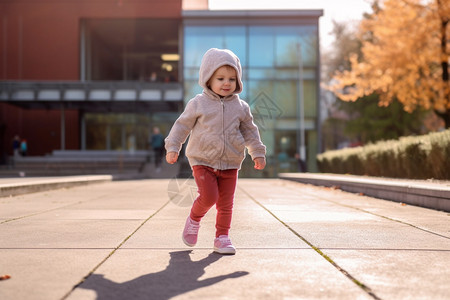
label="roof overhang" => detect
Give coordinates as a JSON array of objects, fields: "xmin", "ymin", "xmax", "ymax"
[
  {"xmin": 183, "ymin": 9, "xmax": 323, "ymax": 25},
  {"xmin": 0, "ymin": 81, "xmax": 184, "ymax": 112}
]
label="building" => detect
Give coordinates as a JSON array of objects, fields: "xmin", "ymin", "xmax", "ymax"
[{"xmin": 0, "ymin": 0, "xmax": 322, "ymax": 176}]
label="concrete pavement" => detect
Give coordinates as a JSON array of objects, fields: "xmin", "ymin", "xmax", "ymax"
[{"xmin": 0, "ymin": 178, "xmax": 449, "ymax": 300}]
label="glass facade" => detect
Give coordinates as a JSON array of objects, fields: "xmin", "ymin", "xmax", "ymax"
[
  {"xmin": 183, "ymin": 22, "xmax": 320, "ymax": 176},
  {"xmin": 84, "ymin": 113, "xmax": 177, "ymax": 151}
]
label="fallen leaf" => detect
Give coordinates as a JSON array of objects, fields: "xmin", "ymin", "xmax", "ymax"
[{"xmin": 0, "ymin": 275, "xmax": 11, "ymax": 280}]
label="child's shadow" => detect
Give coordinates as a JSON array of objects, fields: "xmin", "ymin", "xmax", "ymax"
[{"xmin": 78, "ymin": 250, "xmax": 249, "ymax": 300}]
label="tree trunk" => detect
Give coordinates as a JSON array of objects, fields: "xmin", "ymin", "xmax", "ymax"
[
  {"xmin": 436, "ymin": 110, "xmax": 450, "ymax": 128},
  {"xmin": 437, "ymin": 0, "xmax": 449, "ymax": 128}
]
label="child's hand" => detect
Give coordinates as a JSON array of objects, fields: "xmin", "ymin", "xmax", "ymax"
[
  {"xmin": 253, "ymin": 157, "xmax": 266, "ymax": 170},
  {"xmin": 166, "ymin": 152, "xmax": 178, "ymax": 164}
]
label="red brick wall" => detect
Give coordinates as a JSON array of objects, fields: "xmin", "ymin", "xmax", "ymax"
[
  {"xmin": 0, "ymin": 102, "xmax": 79, "ymax": 157},
  {"xmin": 0, "ymin": 0, "xmax": 182, "ymax": 80}
]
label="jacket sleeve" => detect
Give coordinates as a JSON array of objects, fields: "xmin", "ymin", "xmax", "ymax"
[
  {"xmin": 240, "ymin": 103, "xmax": 266, "ymax": 160},
  {"xmin": 164, "ymin": 99, "xmax": 198, "ymax": 154}
]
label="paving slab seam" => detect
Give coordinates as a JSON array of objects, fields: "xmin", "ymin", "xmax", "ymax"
[
  {"xmin": 3, "ymin": 247, "xmax": 449, "ymax": 251},
  {"xmin": 91, "ymin": 247, "xmax": 315, "ymax": 250},
  {"xmin": 0, "ymin": 183, "xmax": 145, "ymax": 225},
  {"xmin": 0, "ymin": 200, "xmax": 88, "ymax": 225},
  {"xmin": 60, "ymin": 199, "xmax": 171, "ymax": 300},
  {"xmin": 309, "ymin": 248, "xmax": 450, "ymax": 252},
  {"xmin": 310, "ymin": 193, "xmax": 450, "ymax": 241},
  {"xmin": 0, "ymin": 247, "xmax": 116, "ymax": 250},
  {"xmin": 238, "ymin": 186, "xmax": 383, "ymax": 300}
]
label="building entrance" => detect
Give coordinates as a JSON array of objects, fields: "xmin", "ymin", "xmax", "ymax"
[{"xmin": 83, "ymin": 113, "xmax": 176, "ymax": 151}]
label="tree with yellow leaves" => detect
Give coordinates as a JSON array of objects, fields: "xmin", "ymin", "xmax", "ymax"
[{"xmin": 328, "ymin": 0, "xmax": 450, "ymax": 127}]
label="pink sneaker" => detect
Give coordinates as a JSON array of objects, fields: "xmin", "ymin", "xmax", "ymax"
[
  {"xmin": 182, "ymin": 217, "xmax": 200, "ymax": 247},
  {"xmin": 214, "ymin": 235, "xmax": 236, "ymax": 254}
]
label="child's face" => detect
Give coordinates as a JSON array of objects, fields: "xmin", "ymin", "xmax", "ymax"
[{"xmin": 208, "ymin": 66, "xmax": 237, "ymax": 97}]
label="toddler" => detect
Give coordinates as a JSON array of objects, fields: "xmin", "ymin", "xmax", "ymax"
[{"xmin": 165, "ymin": 48, "xmax": 266, "ymax": 254}]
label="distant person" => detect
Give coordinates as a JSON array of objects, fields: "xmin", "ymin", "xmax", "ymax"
[
  {"xmin": 20, "ymin": 139, "xmax": 28, "ymax": 156},
  {"xmin": 149, "ymin": 71, "xmax": 158, "ymax": 82},
  {"xmin": 295, "ymin": 153, "xmax": 307, "ymax": 172},
  {"xmin": 151, "ymin": 127, "xmax": 164, "ymax": 172},
  {"xmin": 165, "ymin": 48, "xmax": 266, "ymax": 255},
  {"xmin": 12, "ymin": 135, "xmax": 20, "ymax": 157}
]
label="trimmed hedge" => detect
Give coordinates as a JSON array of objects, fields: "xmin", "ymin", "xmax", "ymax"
[{"xmin": 317, "ymin": 129, "xmax": 450, "ymax": 180}]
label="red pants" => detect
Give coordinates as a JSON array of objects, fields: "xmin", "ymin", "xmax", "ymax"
[{"xmin": 190, "ymin": 165, "xmax": 238, "ymax": 237}]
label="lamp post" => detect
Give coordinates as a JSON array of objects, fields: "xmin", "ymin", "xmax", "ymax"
[
  {"xmin": 60, "ymin": 103, "xmax": 65, "ymax": 150},
  {"xmin": 297, "ymin": 43, "xmax": 306, "ymax": 170}
]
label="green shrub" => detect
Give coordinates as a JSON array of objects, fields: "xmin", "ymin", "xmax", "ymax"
[{"xmin": 317, "ymin": 129, "xmax": 450, "ymax": 180}]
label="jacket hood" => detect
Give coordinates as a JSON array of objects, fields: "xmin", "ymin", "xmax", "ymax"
[{"xmin": 198, "ymin": 48, "xmax": 243, "ymax": 96}]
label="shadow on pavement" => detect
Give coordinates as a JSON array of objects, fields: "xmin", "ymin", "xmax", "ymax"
[{"xmin": 77, "ymin": 250, "xmax": 249, "ymax": 300}]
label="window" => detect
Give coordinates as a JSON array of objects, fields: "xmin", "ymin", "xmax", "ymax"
[
  {"xmin": 82, "ymin": 18, "xmax": 180, "ymax": 82},
  {"xmin": 249, "ymin": 27, "xmax": 275, "ymax": 67},
  {"xmin": 184, "ymin": 26, "xmax": 246, "ymax": 68},
  {"xmin": 84, "ymin": 113, "xmax": 177, "ymax": 151}
]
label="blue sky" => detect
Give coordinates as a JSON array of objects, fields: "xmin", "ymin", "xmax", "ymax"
[{"xmin": 208, "ymin": 0, "xmax": 372, "ymax": 49}]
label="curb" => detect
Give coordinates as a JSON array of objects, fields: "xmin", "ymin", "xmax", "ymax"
[
  {"xmin": 0, "ymin": 175, "xmax": 113, "ymax": 198},
  {"xmin": 279, "ymin": 173, "xmax": 450, "ymax": 212}
]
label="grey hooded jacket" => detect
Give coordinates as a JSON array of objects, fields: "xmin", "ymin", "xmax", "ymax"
[{"xmin": 164, "ymin": 48, "xmax": 266, "ymax": 170}]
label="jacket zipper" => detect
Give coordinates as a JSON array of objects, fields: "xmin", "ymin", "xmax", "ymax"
[{"xmin": 219, "ymin": 98, "xmax": 225, "ymax": 169}]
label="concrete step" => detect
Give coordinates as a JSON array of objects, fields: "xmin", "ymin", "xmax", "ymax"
[{"xmin": 279, "ymin": 172, "xmax": 450, "ymax": 212}]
